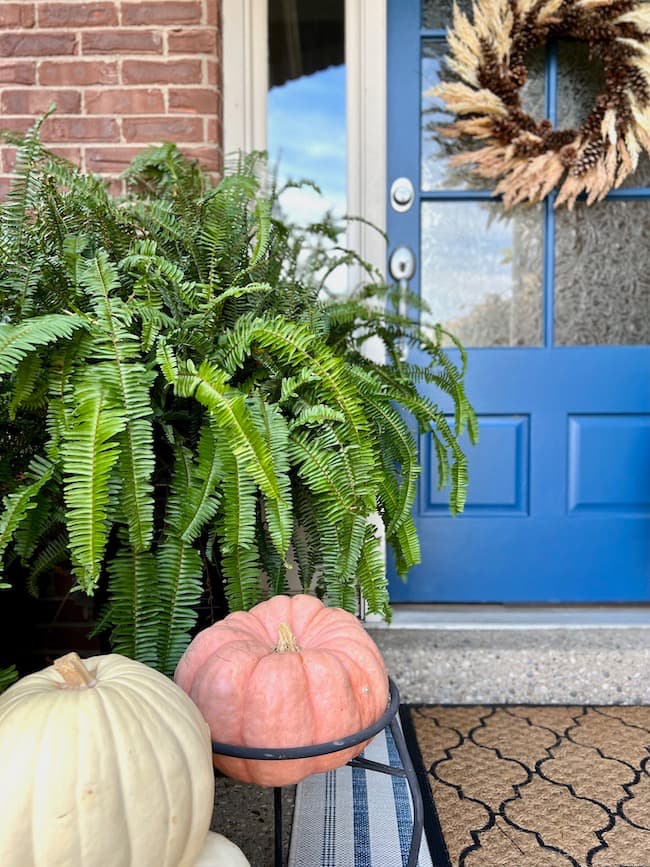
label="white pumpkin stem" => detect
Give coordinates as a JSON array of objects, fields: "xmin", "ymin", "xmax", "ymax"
[
  {"xmin": 53, "ymin": 652, "xmax": 97, "ymax": 689},
  {"xmin": 274, "ymin": 623, "xmax": 300, "ymax": 653}
]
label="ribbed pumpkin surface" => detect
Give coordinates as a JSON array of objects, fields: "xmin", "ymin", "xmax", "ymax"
[
  {"xmin": 0, "ymin": 654, "xmax": 214, "ymax": 867},
  {"xmin": 174, "ymin": 594, "xmax": 389, "ymax": 786}
]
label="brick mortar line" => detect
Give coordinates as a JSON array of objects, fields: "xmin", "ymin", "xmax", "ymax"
[
  {"xmin": 34, "ymin": 54, "xmax": 217, "ymax": 60},
  {"xmin": 0, "ymin": 85, "xmax": 218, "ymax": 89}
]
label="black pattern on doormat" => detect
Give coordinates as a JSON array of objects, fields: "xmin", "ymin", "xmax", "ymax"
[{"xmin": 399, "ymin": 704, "xmax": 650, "ymax": 867}]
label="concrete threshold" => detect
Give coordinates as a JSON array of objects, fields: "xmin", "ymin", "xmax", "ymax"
[
  {"xmin": 365, "ymin": 606, "xmax": 650, "ymax": 705},
  {"xmin": 367, "ymin": 604, "xmax": 650, "ymax": 630}
]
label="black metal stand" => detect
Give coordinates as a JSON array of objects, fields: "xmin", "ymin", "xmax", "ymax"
[{"xmin": 212, "ymin": 678, "xmax": 423, "ymax": 867}]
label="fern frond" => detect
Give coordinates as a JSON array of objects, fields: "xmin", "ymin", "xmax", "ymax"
[
  {"xmin": 0, "ymin": 666, "xmax": 18, "ymax": 693},
  {"xmin": 289, "ymin": 429, "xmax": 358, "ymax": 515},
  {"xmin": 156, "ymin": 337, "xmax": 179, "ymax": 385},
  {"xmin": 248, "ymin": 395, "xmax": 292, "ymax": 558},
  {"xmin": 107, "ymin": 540, "xmax": 158, "ymax": 667},
  {"xmin": 216, "ymin": 443, "xmax": 261, "ymax": 611},
  {"xmin": 7, "ymin": 353, "xmax": 44, "ymax": 418},
  {"xmin": 155, "ymin": 443, "xmax": 204, "ymax": 675},
  {"xmin": 291, "ymin": 483, "xmax": 321, "ymax": 591},
  {"xmin": 0, "ymin": 314, "xmax": 86, "ymax": 374},
  {"xmin": 221, "ymin": 316, "xmax": 366, "ymax": 437},
  {"xmin": 365, "ymin": 396, "xmax": 420, "ymax": 535},
  {"xmin": 0, "ymin": 455, "xmax": 54, "ymax": 569},
  {"xmin": 356, "ymin": 524, "xmax": 390, "ymax": 619},
  {"xmin": 62, "ymin": 233, "xmax": 91, "ymax": 290},
  {"xmin": 176, "ymin": 359, "xmax": 284, "ymax": 504},
  {"xmin": 26, "ymin": 530, "xmax": 69, "ymax": 596},
  {"xmin": 62, "ymin": 377, "xmax": 126, "ymax": 591},
  {"xmin": 181, "ymin": 423, "xmax": 223, "ymax": 544},
  {"xmin": 81, "ymin": 254, "xmax": 156, "ymax": 550},
  {"xmin": 1, "ymin": 110, "xmax": 55, "ymax": 253}
]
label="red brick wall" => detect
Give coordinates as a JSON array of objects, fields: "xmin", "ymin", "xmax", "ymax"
[{"xmin": 0, "ymin": 0, "xmax": 222, "ymax": 196}]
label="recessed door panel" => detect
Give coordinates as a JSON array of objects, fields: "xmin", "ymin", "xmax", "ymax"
[
  {"xmin": 424, "ymin": 416, "xmax": 529, "ymax": 515},
  {"xmin": 568, "ymin": 415, "xmax": 650, "ymax": 514}
]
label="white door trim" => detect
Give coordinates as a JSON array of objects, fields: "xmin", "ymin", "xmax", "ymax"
[{"xmin": 222, "ymin": 0, "xmax": 268, "ymax": 156}]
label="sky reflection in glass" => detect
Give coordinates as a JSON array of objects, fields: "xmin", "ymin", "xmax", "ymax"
[{"xmin": 268, "ymin": 64, "xmax": 346, "ymax": 226}]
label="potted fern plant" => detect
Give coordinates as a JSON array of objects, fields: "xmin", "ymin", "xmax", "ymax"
[{"xmin": 0, "ymin": 119, "xmax": 476, "ymax": 678}]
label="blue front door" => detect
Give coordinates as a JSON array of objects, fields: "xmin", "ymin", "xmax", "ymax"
[{"xmin": 387, "ymin": 0, "xmax": 650, "ymax": 602}]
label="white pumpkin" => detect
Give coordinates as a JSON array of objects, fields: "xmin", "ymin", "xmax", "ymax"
[
  {"xmin": 195, "ymin": 831, "xmax": 251, "ymax": 866},
  {"xmin": 0, "ymin": 652, "xmax": 215, "ymax": 867}
]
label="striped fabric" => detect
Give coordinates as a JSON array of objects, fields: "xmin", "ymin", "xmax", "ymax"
[{"xmin": 288, "ymin": 726, "xmax": 434, "ymax": 867}]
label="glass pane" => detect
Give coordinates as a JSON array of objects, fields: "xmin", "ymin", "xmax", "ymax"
[
  {"xmin": 422, "ymin": 42, "xmax": 545, "ymax": 191},
  {"xmin": 267, "ymin": 0, "xmax": 345, "ymax": 222},
  {"xmin": 420, "ymin": 202, "xmax": 543, "ymax": 347},
  {"xmin": 557, "ymin": 41, "xmax": 605, "ymax": 132},
  {"xmin": 555, "ymin": 201, "xmax": 650, "ymax": 346},
  {"xmin": 422, "ymin": 0, "xmax": 472, "ymax": 29},
  {"xmin": 557, "ymin": 41, "xmax": 650, "ymax": 188}
]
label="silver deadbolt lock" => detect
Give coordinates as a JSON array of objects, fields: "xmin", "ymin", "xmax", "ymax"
[{"xmin": 390, "ymin": 176, "xmax": 415, "ymax": 212}]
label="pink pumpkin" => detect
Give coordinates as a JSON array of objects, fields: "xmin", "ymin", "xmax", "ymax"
[{"xmin": 174, "ymin": 594, "xmax": 389, "ymax": 786}]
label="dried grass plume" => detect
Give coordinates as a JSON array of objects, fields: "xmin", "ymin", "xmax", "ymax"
[{"xmin": 430, "ymin": 0, "xmax": 650, "ymax": 209}]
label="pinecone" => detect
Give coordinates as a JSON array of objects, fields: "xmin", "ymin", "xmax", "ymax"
[
  {"xmin": 571, "ymin": 141, "xmax": 604, "ymax": 177},
  {"xmin": 559, "ymin": 145, "xmax": 578, "ymax": 167},
  {"xmin": 625, "ymin": 66, "xmax": 650, "ymax": 106}
]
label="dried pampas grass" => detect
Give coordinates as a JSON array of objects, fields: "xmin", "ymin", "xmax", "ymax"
[{"xmin": 432, "ymin": 0, "xmax": 650, "ymax": 209}]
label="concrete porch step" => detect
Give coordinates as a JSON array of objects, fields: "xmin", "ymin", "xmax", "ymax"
[{"xmin": 367, "ymin": 606, "xmax": 650, "ymax": 705}]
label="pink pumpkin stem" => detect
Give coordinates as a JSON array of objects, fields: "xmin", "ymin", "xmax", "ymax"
[
  {"xmin": 274, "ymin": 623, "xmax": 300, "ymax": 653},
  {"xmin": 53, "ymin": 652, "xmax": 97, "ymax": 689}
]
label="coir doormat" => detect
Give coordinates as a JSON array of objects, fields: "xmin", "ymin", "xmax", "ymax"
[{"xmin": 399, "ymin": 704, "xmax": 650, "ymax": 867}]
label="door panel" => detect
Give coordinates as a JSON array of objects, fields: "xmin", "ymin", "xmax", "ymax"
[{"xmin": 387, "ymin": 0, "xmax": 650, "ymax": 602}]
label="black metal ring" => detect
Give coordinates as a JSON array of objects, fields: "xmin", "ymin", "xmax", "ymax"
[{"xmin": 211, "ymin": 677, "xmax": 400, "ymax": 760}]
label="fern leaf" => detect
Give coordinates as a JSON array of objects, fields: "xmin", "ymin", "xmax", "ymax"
[
  {"xmin": 0, "ymin": 456, "xmax": 54, "ymax": 569},
  {"xmin": 155, "ymin": 444, "xmax": 204, "ymax": 675},
  {"xmin": 63, "ymin": 233, "xmax": 91, "ymax": 289},
  {"xmin": 107, "ymin": 540, "xmax": 158, "ymax": 667},
  {"xmin": 365, "ymin": 396, "xmax": 420, "ymax": 536},
  {"xmin": 216, "ymin": 444, "xmax": 261, "ymax": 611},
  {"xmin": 0, "ymin": 665, "xmax": 18, "ymax": 693},
  {"xmin": 356, "ymin": 524, "xmax": 390, "ymax": 619},
  {"xmin": 0, "ymin": 314, "xmax": 86, "ymax": 374},
  {"xmin": 248, "ymin": 396, "xmax": 292, "ymax": 558},
  {"xmin": 291, "ymin": 483, "xmax": 321, "ymax": 591},
  {"xmin": 181, "ymin": 423, "xmax": 223, "ymax": 544},
  {"xmin": 81, "ymin": 254, "xmax": 156, "ymax": 550},
  {"xmin": 288, "ymin": 429, "xmax": 357, "ymax": 515},
  {"xmin": 7, "ymin": 353, "xmax": 43, "ymax": 418},
  {"xmin": 156, "ymin": 337, "xmax": 179, "ymax": 385},
  {"xmin": 62, "ymin": 377, "xmax": 126, "ymax": 591},
  {"xmin": 26, "ymin": 531, "xmax": 69, "ymax": 596},
  {"xmin": 155, "ymin": 536, "xmax": 202, "ymax": 675},
  {"xmin": 177, "ymin": 359, "xmax": 285, "ymax": 504}
]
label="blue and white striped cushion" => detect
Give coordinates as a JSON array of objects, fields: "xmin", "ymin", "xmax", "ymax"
[{"xmin": 289, "ymin": 726, "xmax": 434, "ymax": 867}]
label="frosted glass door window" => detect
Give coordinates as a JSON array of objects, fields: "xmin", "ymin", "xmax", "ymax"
[
  {"xmin": 420, "ymin": 202, "xmax": 543, "ymax": 346},
  {"xmin": 555, "ymin": 202, "xmax": 650, "ymax": 346}
]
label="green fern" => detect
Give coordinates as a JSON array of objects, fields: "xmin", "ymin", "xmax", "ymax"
[
  {"xmin": 155, "ymin": 444, "xmax": 204, "ymax": 676},
  {"xmin": 0, "ymin": 665, "xmax": 18, "ymax": 693},
  {"xmin": 0, "ymin": 132, "xmax": 477, "ymax": 676},
  {"xmin": 61, "ymin": 376, "xmax": 126, "ymax": 591},
  {"xmin": 106, "ymin": 539, "xmax": 158, "ymax": 667},
  {"xmin": 0, "ymin": 315, "xmax": 86, "ymax": 373}
]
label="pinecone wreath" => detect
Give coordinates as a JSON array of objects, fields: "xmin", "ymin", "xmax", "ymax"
[{"xmin": 431, "ymin": 0, "xmax": 650, "ymax": 209}]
